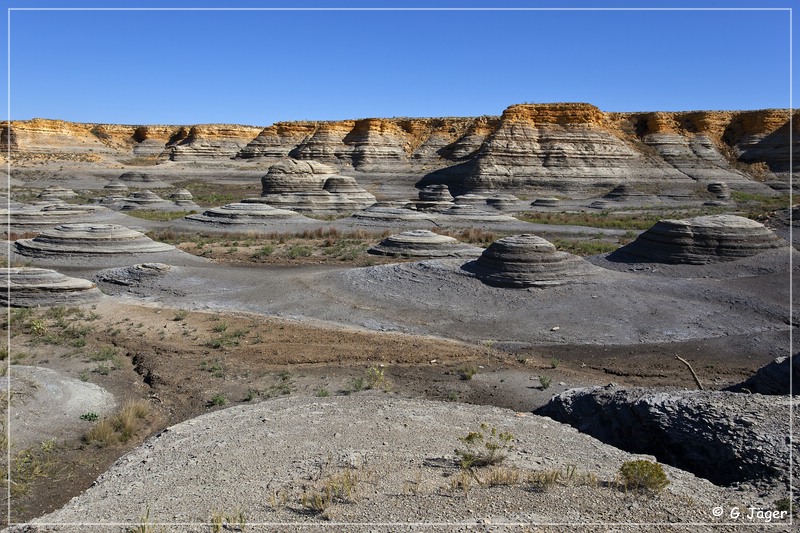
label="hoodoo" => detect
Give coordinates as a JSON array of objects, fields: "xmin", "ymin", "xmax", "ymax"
[
  {"xmin": 467, "ymin": 234, "xmax": 598, "ymax": 287},
  {"xmin": 2, "ymin": 267, "xmax": 102, "ymax": 307},
  {"xmin": 611, "ymin": 214, "xmax": 785, "ymax": 264},
  {"xmin": 14, "ymin": 223, "xmax": 175, "ymax": 256},
  {"xmin": 368, "ymin": 230, "xmax": 483, "ymax": 258}
]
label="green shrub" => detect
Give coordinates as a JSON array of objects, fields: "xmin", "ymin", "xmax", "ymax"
[{"xmin": 618, "ymin": 460, "xmax": 669, "ymax": 492}]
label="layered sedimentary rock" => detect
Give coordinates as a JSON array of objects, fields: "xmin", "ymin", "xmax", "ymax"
[
  {"xmin": 258, "ymin": 159, "xmax": 375, "ymax": 215},
  {"xmin": 612, "ymin": 215, "xmax": 785, "ymax": 264},
  {"xmin": 439, "ymin": 204, "xmax": 517, "ymax": 223},
  {"xmin": 453, "ymin": 193, "xmax": 489, "ymax": 206},
  {"xmin": 466, "ymin": 234, "xmax": 598, "ymax": 287},
  {"xmin": 537, "ymin": 385, "xmax": 795, "ymax": 487},
  {"xmin": 485, "ymin": 194, "xmax": 519, "ymax": 210},
  {"xmin": 4, "ymin": 107, "xmax": 796, "ymax": 187},
  {"xmin": 4, "ymin": 203, "xmax": 106, "ymax": 229},
  {"xmin": 185, "ymin": 202, "xmax": 311, "ymax": 225},
  {"xmin": 167, "ymin": 189, "xmax": 199, "ymax": 209},
  {"xmin": 368, "ymin": 230, "xmax": 482, "ymax": 258},
  {"xmin": 412, "ymin": 184, "xmax": 454, "ymax": 211},
  {"xmin": 532, "ymin": 197, "xmax": 560, "ymax": 207},
  {"xmin": 103, "ymin": 181, "xmax": 129, "ymax": 193},
  {"xmin": 707, "ymin": 182, "xmax": 730, "ymax": 199},
  {"xmin": 2, "ymin": 267, "xmax": 103, "ymax": 307},
  {"xmin": 170, "ymin": 125, "xmax": 262, "ymax": 161},
  {"xmin": 115, "ymin": 190, "xmax": 181, "ymax": 211},
  {"xmin": 118, "ymin": 171, "xmax": 169, "ymax": 188},
  {"xmin": 37, "ymin": 185, "xmax": 78, "ymax": 201},
  {"xmin": 96, "ymin": 263, "xmax": 172, "ymax": 287},
  {"xmin": 351, "ymin": 202, "xmax": 438, "ymax": 223},
  {"xmin": 14, "ymin": 223, "xmax": 175, "ymax": 256}
]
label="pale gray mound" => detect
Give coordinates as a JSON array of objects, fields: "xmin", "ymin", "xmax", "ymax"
[
  {"xmin": 14, "ymin": 223, "xmax": 175, "ymax": 256},
  {"xmin": 485, "ymin": 193, "xmax": 519, "ymax": 210},
  {"xmin": 368, "ymin": 230, "xmax": 483, "ymax": 258},
  {"xmin": 611, "ymin": 215, "xmax": 786, "ymax": 264},
  {"xmin": 537, "ymin": 385, "xmax": 796, "ymax": 490},
  {"xmin": 37, "ymin": 185, "xmax": 78, "ymax": 201},
  {"xmin": 532, "ymin": 197, "xmax": 560, "ymax": 207},
  {"xmin": 351, "ymin": 202, "xmax": 438, "ymax": 223},
  {"xmin": 418, "ymin": 184, "xmax": 453, "ymax": 202},
  {"xmin": 95, "ymin": 262, "xmax": 172, "ymax": 287},
  {"xmin": 1, "ymin": 366, "xmax": 116, "ymax": 451},
  {"xmin": 453, "ymin": 193, "xmax": 489, "ymax": 205},
  {"xmin": 1, "ymin": 267, "xmax": 103, "ymax": 307},
  {"xmin": 730, "ymin": 353, "xmax": 799, "ymax": 395},
  {"xmin": 260, "ymin": 158, "xmax": 335, "ymax": 194},
  {"xmin": 3, "ymin": 203, "xmax": 106, "ymax": 228},
  {"xmin": 103, "ymin": 181, "xmax": 129, "ymax": 193},
  {"xmin": 117, "ymin": 171, "xmax": 169, "ymax": 188},
  {"xmin": 259, "ymin": 160, "xmax": 375, "ymax": 215},
  {"xmin": 167, "ymin": 189, "xmax": 199, "ymax": 209},
  {"xmin": 466, "ymin": 234, "xmax": 599, "ymax": 287},
  {"xmin": 185, "ymin": 201, "xmax": 312, "ymax": 225},
  {"xmin": 439, "ymin": 204, "xmax": 517, "ymax": 222},
  {"xmin": 603, "ymin": 184, "xmax": 656, "ymax": 203},
  {"xmin": 118, "ymin": 190, "xmax": 179, "ymax": 211},
  {"xmin": 17, "ymin": 395, "xmax": 751, "ymax": 531}
]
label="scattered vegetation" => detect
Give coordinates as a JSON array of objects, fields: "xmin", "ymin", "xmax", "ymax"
[
  {"xmin": 300, "ymin": 468, "xmax": 364, "ymax": 515},
  {"xmin": 516, "ymin": 211, "xmax": 662, "ymax": 230},
  {"xmin": 538, "ymin": 375, "xmax": 552, "ymax": 390},
  {"xmin": 456, "ymin": 423, "xmax": 514, "ymax": 469},
  {"xmin": 84, "ymin": 400, "xmax": 151, "ymax": 447},
  {"xmin": 208, "ymin": 394, "xmax": 227, "ymax": 407}
]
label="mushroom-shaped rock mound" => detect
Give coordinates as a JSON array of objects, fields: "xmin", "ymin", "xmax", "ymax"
[
  {"xmin": 168, "ymin": 188, "xmax": 197, "ymax": 207},
  {"xmin": 439, "ymin": 204, "xmax": 517, "ymax": 222},
  {"xmin": 103, "ymin": 181, "xmax": 129, "ymax": 193},
  {"xmin": 486, "ymin": 193, "xmax": 519, "ymax": 210},
  {"xmin": 259, "ymin": 159, "xmax": 376, "ymax": 214},
  {"xmin": 260, "ymin": 159, "xmax": 337, "ymax": 194},
  {"xmin": 419, "ymin": 184, "xmax": 454, "ymax": 202},
  {"xmin": 467, "ymin": 234, "xmax": 598, "ymax": 287},
  {"xmin": 707, "ymin": 182, "xmax": 731, "ymax": 199},
  {"xmin": 37, "ymin": 185, "xmax": 78, "ymax": 201},
  {"xmin": 611, "ymin": 215, "xmax": 786, "ymax": 264},
  {"xmin": 3, "ymin": 203, "xmax": 106, "ymax": 228},
  {"xmin": 454, "ymin": 193, "xmax": 489, "ymax": 206},
  {"xmin": 603, "ymin": 184, "xmax": 653, "ymax": 201},
  {"xmin": 351, "ymin": 202, "xmax": 438, "ymax": 223},
  {"xmin": 532, "ymin": 197, "xmax": 560, "ymax": 207},
  {"xmin": 117, "ymin": 171, "xmax": 169, "ymax": 188},
  {"xmin": 185, "ymin": 201, "xmax": 310, "ymax": 225},
  {"xmin": 368, "ymin": 230, "xmax": 483, "ymax": 258},
  {"xmin": 96, "ymin": 262, "xmax": 172, "ymax": 287},
  {"xmin": 14, "ymin": 223, "xmax": 175, "ymax": 256},
  {"xmin": 2, "ymin": 267, "xmax": 103, "ymax": 307},
  {"xmin": 118, "ymin": 190, "xmax": 175, "ymax": 210}
]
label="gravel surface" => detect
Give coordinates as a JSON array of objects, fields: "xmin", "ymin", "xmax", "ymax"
[{"xmin": 11, "ymin": 394, "xmax": 789, "ymax": 532}]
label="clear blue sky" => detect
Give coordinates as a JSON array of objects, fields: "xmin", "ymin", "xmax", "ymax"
[{"xmin": 1, "ymin": 0, "xmax": 795, "ymax": 125}]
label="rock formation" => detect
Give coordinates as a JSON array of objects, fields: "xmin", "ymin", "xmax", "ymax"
[
  {"xmin": 167, "ymin": 189, "xmax": 199, "ymax": 209},
  {"xmin": 438, "ymin": 204, "xmax": 517, "ymax": 223},
  {"xmin": 2, "ymin": 267, "xmax": 103, "ymax": 306},
  {"xmin": 368, "ymin": 230, "xmax": 483, "ymax": 258},
  {"xmin": 532, "ymin": 197, "xmax": 560, "ymax": 207},
  {"xmin": 258, "ymin": 159, "xmax": 375, "ymax": 215},
  {"xmin": 14, "ymin": 223, "xmax": 175, "ymax": 256},
  {"xmin": 3, "ymin": 203, "xmax": 107, "ymax": 229},
  {"xmin": 170, "ymin": 125, "xmax": 263, "ymax": 161},
  {"xmin": 729, "ymin": 354, "xmax": 799, "ymax": 395},
  {"xmin": 603, "ymin": 184, "xmax": 653, "ymax": 202},
  {"xmin": 611, "ymin": 215, "xmax": 786, "ymax": 264},
  {"xmin": 185, "ymin": 201, "xmax": 311, "ymax": 225},
  {"xmin": 453, "ymin": 193, "xmax": 489, "ymax": 206},
  {"xmin": 37, "ymin": 185, "xmax": 78, "ymax": 201},
  {"xmin": 485, "ymin": 193, "xmax": 519, "ymax": 210},
  {"xmin": 103, "ymin": 181, "xmax": 129, "ymax": 193},
  {"xmin": 465, "ymin": 234, "xmax": 598, "ymax": 287},
  {"xmin": 117, "ymin": 171, "xmax": 169, "ymax": 188},
  {"xmin": 537, "ymin": 385, "xmax": 795, "ymax": 488},
  {"xmin": 412, "ymin": 184, "xmax": 454, "ymax": 210},
  {"xmin": 116, "ymin": 190, "xmax": 175, "ymax": 211},
  {"xmin": 351, "ymin": 202, "xmax": 438, "ymax": 224},
  {"xmin": 96, "ymin": 262, "xmax": 172, "ymax": 287},
  {"xmin": 707, "ymin": 182, "xmax": 730, "ymax": 199}
]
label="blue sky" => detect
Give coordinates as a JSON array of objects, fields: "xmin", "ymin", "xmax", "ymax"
[{"xmin": 1, "ymin": 1, "xmax": 795, "ymax": 125}]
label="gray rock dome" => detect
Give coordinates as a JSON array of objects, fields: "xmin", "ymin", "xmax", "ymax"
[
  {"xmin": 14, "ymin": 223, "xmax": 175, "ymax": 256},
  {"xmin": 467, "ymin": 234, "xmax": 598, "ymax": 287},
  {"xmin": 2, "ymin": 267, "xmax": 102, "ymax": 307},
  {"xmin": 368, "ymin": 230, "xmax": 483, "ymax": 258}
]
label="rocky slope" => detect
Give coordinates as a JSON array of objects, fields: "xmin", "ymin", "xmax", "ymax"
[{"xmin": 3, "ymin": 103, "xmax": 796, "ymax": 195}]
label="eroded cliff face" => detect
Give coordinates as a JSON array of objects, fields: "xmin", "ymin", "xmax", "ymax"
[{"xmin": 2, "ymin": 103, "xmax": 795, "ymax": 195}]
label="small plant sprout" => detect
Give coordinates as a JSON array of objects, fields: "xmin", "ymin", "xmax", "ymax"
[
  {"xmin": 456, "ymin": 423, "xmax": 514, "ymax": 469},
  {"xmin": 549, "ymin": 356, "xmax": 560, "ymax": 369},
  {"xmin": 539, "ymin": 375, "xmax": 552, "ymax": 390}
]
